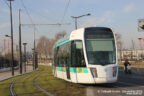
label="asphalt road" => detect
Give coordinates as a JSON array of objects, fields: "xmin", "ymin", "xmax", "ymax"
[{"xmin": 86, "ymin": 67, "xmax": 144, "ymax": 96}]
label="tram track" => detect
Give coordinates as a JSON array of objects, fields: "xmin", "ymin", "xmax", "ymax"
[
  {"xmin": 9, "ymin": 68, "xmax": 53, "ymax": 96},
  {"xmin": 33, "ymin": 72, "xmax": 53, "ymax": 96},
  {"xmin": 9, "ymin": 70, "xmax": 37, "ymax": 96},
  {"xmin": 10, "ymin": 78, "xmax": 19, "ymax": 96},
  {"xmin": 9, "ymin": 74, "xmax": 33, "ymax": 96}
]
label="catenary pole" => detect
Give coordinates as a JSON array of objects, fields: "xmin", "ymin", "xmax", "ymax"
[
  {"xmin": 19, "ymin": 9, "xmax": 23, "ymax": 74},
  {"xmin": 8, "ymin": 0, "xmax": 14, "ymax": 76}
]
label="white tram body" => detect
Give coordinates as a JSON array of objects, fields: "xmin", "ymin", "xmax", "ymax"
[{"xmin": 52, "ymin": 27, "xmax": 118, "ymax": 84}]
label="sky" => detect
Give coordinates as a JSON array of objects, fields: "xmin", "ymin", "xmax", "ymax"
[{"xmin": 0, "ymin": 0, "xmax": 144, "ymax": 51}]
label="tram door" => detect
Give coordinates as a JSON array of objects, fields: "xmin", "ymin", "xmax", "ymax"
[
  {"xmin": 66, "ymin": 57, "xmax": 70, "ymax": 79},
  {"xmin": 66, "ymin": 64, "xmax": 70, "ymax": 79}
]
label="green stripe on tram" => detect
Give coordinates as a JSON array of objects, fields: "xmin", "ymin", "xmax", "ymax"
[
  {"xmin": 83, "ymin": 68, "xmax": 88, "ymax": 73},
  {"xmin": 55, "ymin": 39, "xmax": 70, "ymax": 47},
  {"xmin": 55, "ymin": 67, "xmax": 88, "ymax": 73},
  {"xmin": 70, "ymin": 67, "xmax": 88, "ymax": 73},
  {"xmin": 70, "ymin": 68, "xmax": 76, "ymax": 73}
]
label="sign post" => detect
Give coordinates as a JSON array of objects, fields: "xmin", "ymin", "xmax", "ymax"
[
  {"xmin": 138, "ymin": 19, "xmax": 144, "ymax": 70},
  {"xmin": 138, "ymin": 19, "xmax": 144, "ymax": 32}
]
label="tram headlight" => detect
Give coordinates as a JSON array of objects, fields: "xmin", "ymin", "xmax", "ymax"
[
  {"xmin": 90, "ymin": 68, "xmax": 98, "ymax": 78},
  {"xmin": 113, "ymin": 67, "xmax": 117, "ymax": 77}
]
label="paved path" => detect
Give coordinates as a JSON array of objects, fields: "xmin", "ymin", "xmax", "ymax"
[{"xmin": 0, "ymin": 65, "xmax": 33, "ymax": 81}]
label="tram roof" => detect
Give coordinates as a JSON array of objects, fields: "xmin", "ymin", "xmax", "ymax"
[{"xmin": 54, "ymin": 27, "xmax": 112, "ymax": 48}]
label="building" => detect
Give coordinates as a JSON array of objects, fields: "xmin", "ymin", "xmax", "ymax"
[{"xmin": 118, "ymin": 49, "xmax": 144, "ymax": 60}]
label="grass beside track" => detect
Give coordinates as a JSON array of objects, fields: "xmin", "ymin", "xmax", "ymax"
[
  {"xmin": 0, "ymin": 65, "xmax": 86, "ymax": 96},
  {"xmin": 37, "ymin": 66, "xmax": 86, "ymax": 96},
  {"xmin": 14, "ymin": 70, "xmax": 45, "ymax": 96},
  {"xmin": 0, "ymin": 75, "xmax": 23, "ymax": 96}
]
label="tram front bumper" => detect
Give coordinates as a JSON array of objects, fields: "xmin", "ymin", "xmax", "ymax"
[{"xmin": 94, "ymin": 77, "xmax": 117, "ymax": 83}]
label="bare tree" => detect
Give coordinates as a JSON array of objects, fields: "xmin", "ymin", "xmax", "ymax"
[
  {"xmin": 36, "ymin": 31, "xmax": 67, "ymax": 60},
  {"xmin": 36, "ymin": 36, "xmax": 47, "ymax": 58},
  {"xmin": 55, "ymin": 31, "xmax": 66, "ymax": 42}
]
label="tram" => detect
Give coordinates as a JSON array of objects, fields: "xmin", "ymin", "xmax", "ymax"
[{"xmin": 52, "ymin": 27, "xmax": 118, "ymax": 84}]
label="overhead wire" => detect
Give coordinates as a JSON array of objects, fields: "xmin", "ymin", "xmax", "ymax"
[
  {"xmin": 20, "ymin": 0, "xmax": 39, "ymax": 33},
  {"xmin": 60, "ymin": 0, "xmax": 71, "ymax": 24},
  {"xmin": 2, "ymin": 0, "xmax": 10, "ymax": 8},
  {"xmin": 20, "ymin": 0, "xmax": 40, "ymax": 50},
  {"xmin": 20, "ymin": 0, "xmax": 34, "ymax": 25}
]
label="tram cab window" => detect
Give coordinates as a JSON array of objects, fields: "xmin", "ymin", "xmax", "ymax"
[
  {"xmin": 71, "ymin": 40, "xmax": 86, "ymax": 67},
  {"xmin": 85, "ymin": 28, "xmax": 116, "ymax": 65}
]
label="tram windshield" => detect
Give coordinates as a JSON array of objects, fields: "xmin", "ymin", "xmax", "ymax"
[{"xmin": 85, "ymin": 28, "xmax": 116, "ymax": 65}]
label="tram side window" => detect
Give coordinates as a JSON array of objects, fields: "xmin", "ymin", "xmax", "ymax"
[
  {"xmin": 55, "ymin": 47, "xmax": 60, "ymax": 66},
  {"xmin": 61, "ymin": 42, "xmax": 71, "ymax": 67},
  {"xmin": 55, "ymin": 42, "xmax": 71, "ymax": 67},
  {"xmin": 71, "ymin": 40, "xmax": 86, "ymax": 67},
  {"xmin": 58, "ymin": 46, "xmax": 64, "ymax": 67},
  {"xmin": 65, "ymin": 42, "xmax": 71, "ymax": 67},
  {"xmin": 54, "ymin": 47, "xmax": 59, "ymax": 66},
  {"xmin": 61, "ymin": 44, "xmax": 66, "ymax": 67},
  {"xmin": 56, "ymin": 46, "xmax": 63, "ymax": 67}
]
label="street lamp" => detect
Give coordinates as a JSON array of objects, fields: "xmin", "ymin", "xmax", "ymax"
[
  {"xmin": 23, "ymin": 43, "xmax": 27, "ymax": 72},
  {"xmin": 5, "ymin": 35, "xmax": 11, "ymax": 56},
  {"xmin": 5, "ymin": 35, "xmax": 11, "ymax": 66},
  {"xmin": 71, "ymin": 13, "xmax": 91, "ymax": 29}
]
